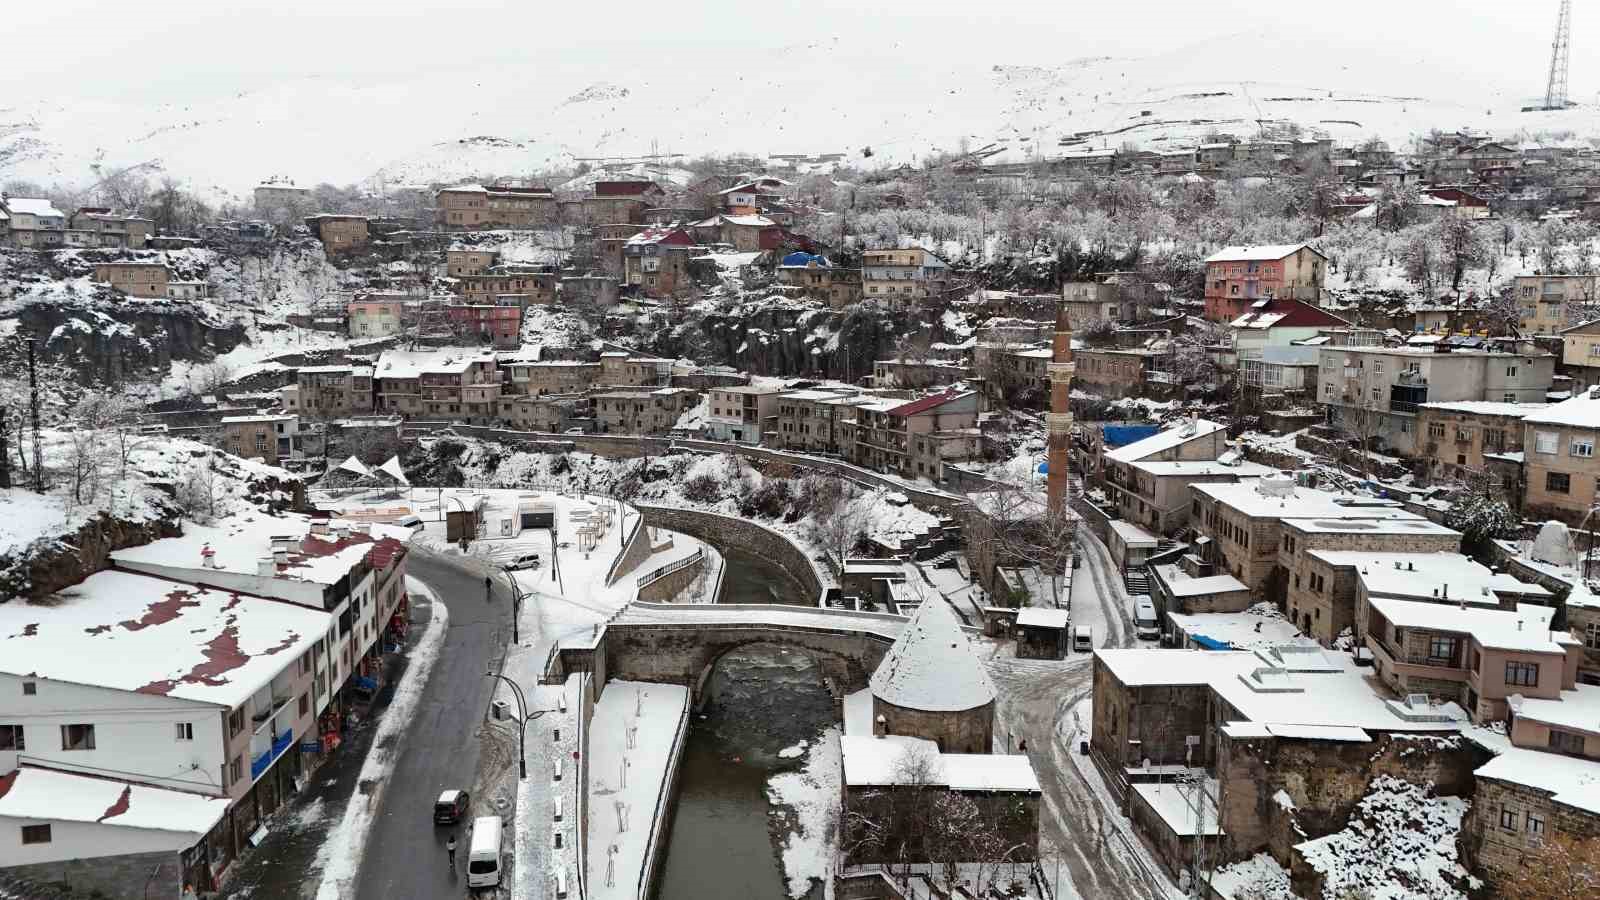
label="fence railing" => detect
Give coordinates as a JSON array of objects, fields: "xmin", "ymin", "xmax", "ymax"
[
  {"xmin": 636, "ymin": 690, "xmax": 691, "ymax": 899},
  {"xmin": 635, "ymin": 548, "xmax": 705, "ymax": 588}
]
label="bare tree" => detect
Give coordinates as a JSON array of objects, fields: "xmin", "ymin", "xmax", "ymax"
[
  {"xmin": 1499, "ymin": 833, "xmax": 1600, "ymax": 900},
  {"xmin": 175, "ymin": 455, "xmax": 223, "ymax": 523},
  {"xmin": 1435, "ymin": 216, "xmax": 1487, "ymax": 292},
  {"xmin": 804, "ymin": 477, "xmax": 872, "ymax": 580}
]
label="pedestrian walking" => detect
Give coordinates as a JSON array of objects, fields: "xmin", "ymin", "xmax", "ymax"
[
  {"xmin": 484, "ymin": 575, "xmax": 492, "ymax": 602},
  {"xmin": 446, "ymin": 833, "xmax": 457, "ymax": 866},
  {"xmin": 1018, "ymin": 738, "xmax": 1028, "ymax": 753}
]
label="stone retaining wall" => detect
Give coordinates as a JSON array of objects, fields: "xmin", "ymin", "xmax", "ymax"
[{"xmin": 634, "ymin": 505, "xmax": 824, "ymax": 603}]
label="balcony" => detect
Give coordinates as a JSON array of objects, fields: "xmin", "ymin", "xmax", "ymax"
[{"xmin": 250, "ymin": 727, "xmax": 295, "ymax": 781}]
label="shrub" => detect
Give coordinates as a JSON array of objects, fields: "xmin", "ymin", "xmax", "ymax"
[{"xmin": 682, "ymin": 474, "xmax": 721, "ymax": 504}]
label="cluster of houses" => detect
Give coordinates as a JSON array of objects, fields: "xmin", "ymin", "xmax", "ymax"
[
  {"xmin": 0, "ymin": 509, "xmax": 414, "ymax": 897},
  {"xmin": 0, "ymin": 196, "xmax": 154, "ymax": 250}
]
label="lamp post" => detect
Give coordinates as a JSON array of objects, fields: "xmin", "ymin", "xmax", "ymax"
[
  {"xmin": 483, "ymin": 672, "xmax": 558, "ymax": 780},
  {"xmin": 499, "ymin": 566, "xmax": 523, "ymax": 646}
]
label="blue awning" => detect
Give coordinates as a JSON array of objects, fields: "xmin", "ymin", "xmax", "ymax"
[{"xmin": 1190, "ymin": 634, "xmax": 1233, "ymax": 651}]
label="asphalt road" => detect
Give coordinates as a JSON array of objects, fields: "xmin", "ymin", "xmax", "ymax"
[{"xmin": 353, "ymin": 548, "xmax": 514, "ymax": 900}]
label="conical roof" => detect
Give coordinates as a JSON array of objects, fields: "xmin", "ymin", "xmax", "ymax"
[{"xmin": 870, "ymin": 598, "xmax": 997, "ymax": 712}]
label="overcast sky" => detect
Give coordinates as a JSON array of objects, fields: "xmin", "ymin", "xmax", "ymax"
[{"xmin": 1, "ymin": 0, "xmax": 1587, "ymax": 105}]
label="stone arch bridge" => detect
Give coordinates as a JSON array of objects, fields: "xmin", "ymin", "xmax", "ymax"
[{"xmin": 557, "ymin": 604, "xmax": 909, "ymax": 701}]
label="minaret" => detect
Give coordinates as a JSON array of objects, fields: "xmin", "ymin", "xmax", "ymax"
[{"xmin": 1046, "ymin": 297, "xmax": 1075, "ymax": 518}]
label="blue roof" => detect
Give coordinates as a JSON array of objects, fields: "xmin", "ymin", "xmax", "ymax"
[{"xmin": 1102, "ymin": 424, "xmax": 1160, "ymax": 449}]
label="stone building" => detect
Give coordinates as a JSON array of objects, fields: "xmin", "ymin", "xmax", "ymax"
[
  {"xmin": 293, "ymin": 365, "xmax": 375, "ymax": 417},
  {"xmin": 446, "ymin": 248, "xmax": 498, "ymax": 277},
  {"xmin": 769, "ymin": 389, "xmax": 870, "ymax": 455},
  {"xmin": 218, "ymin": 414, "xmax": 310, "ymax": 465},
  {"xmin": 1414, "ymin": 401, "xmax": 1546, "ymax": 486},
  {"xmin": 436, "ymin": 184, "xmax": 557, "ymax": 229},
  {"xmin": 869, "ymin": 595, "xmax": 995, "ymax": 754},
  {"xmin": 1278, "ymin": 518, "xmax": 1464, "ymax": 644},
  {"xmin": 591, "ymin": 388, "xmax": 699, "ymax": 435},
  {"xmin": 93, "ymin": 261, "xmax": 169, "ymax": 298},
  {"xmin": 68, "ymin": 208, "xmax": 153, "ymax": 249},
  {"xmin": 1522, "ymin": 389, "xmax": 1600, "ymax": 524},
  {"xmin": 304, "ymin": 214, "xmax": 369, "ymax": 252}
]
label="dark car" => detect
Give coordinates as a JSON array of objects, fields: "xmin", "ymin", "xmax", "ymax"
[{"xmin": 434, "ymin": 789, "xmax": 469, "ymax": 825}]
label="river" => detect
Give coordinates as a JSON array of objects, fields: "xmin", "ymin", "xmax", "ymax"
[
  {"xmin": 653, "ymin": 641, "xmax": 837, "ymax": 900},
  {"xmin": 716, "ymin": 546, "xmax": 812, "ymax": 607}
]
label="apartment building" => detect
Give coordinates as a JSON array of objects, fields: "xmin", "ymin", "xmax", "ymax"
[
  {"xmin": 623, "ymin": 226, "xmax": 697, "ymax": 297},
  {"xmin": 1414, "ymin": 401, "xmax": 1546, "ymax": 484},
  {"xmin": 840, "ymin": 388, "xmax": 983, "ymax": 481},
  {"xmin": 597, "ymin": 352, "xmax": 671, "ymax": 387},
  {"xmin": 872, "ymin": 358, "xmax": 971, "ymax": 389},
  {"xmin": 591, "ymin": 388, "xmax": 699, "ymax": 435},
  {"xmin": 445, "ymin": 302, "xmax": 522, "ymax": 349},
  {"xmin": 0, "ymin": 197, "xmax": 66, "ymax": 247},
  {"xmin": 435, "ymin": 184, "xmax": 557, "ymax": 229},
  {"xmin": 594, "ymin": 223, "xmax": 645, "ymax": 277},
  {"xmin": 293, "ymin": 365, "xmax": 375, "ymax": 417},
  {"xmin": 775, "ymin": 254, "xmax": 862, "ymax": 308},
  {"xmin": 92, "ymin": 262, "xmax": 170, "ymax": 299},
  {"xmin": 1192, "ymin": 475, "xmax": 1426, "ymax": 596},
  {"xmin": 502, "ymin": 359, "xmax": 602, "ymax": 397},
  {"xmin": 1364, "ymin": 599, "xmax": 1578, "ymax": 724},
  {"xmin": 218, "ymin": 414, "xmax": 312, "ymax": 465},
  {"xmin": 1317, "ymin": 345, "xmax": 1555, "ymax": 456},
  {"xmin": 373, "ymin": 349, "xmax": 501, "ymax": 421},
  {"xmin": 1104, "ymin": 457, "xmax": 1273, "ymax": 537},
  {"xmin": 1523, "ymin": 389, "xmax": 1600, "ymax": 524},
  {"xmin": 453, "ymin": 268, "xmax": 557, "ymax": 307},
  {"xmin": 304, "ymin": 214, "xmax": 369, "ymax": 252},
  {"xmin": 1061, "ymin": 272, "xmax": 1154, "ymax": 327},
  {"xmin": 446, "ymin": 248, "xmax": 498, "ymax": 277},
  {"xmin": 1203, "ymin": 242, "xmax": 1326, "ymax": 321},
  {"xmin": 1558, "ymin": 318, "xmax": 1600, "ymax": 390},
  {"xmin": 582, "ymin": 181, "xmax": 665, "ymax": 225},
  {"xmin": 68, "ymin": 207, "xmax": 153, "ymax": 249},
  {"xmin": 704, "ymin": 384, "xmax": 787, "ymax": 443},
  {"xmin": 1514, "ymin": 274, "xmax": 1597, "ymax": 335},
  {"xmin": 862, "ymin": 247, "xmax": 950, "ymax": 303},
  {"xmin": 769, "ymin": 389, "xmax": 870, "ymax": 454}
]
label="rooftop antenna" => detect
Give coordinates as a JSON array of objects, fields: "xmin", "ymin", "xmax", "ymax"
[{"xmin": 1544, "ymin": 0, "xmax": 1573, "ymax": 111}]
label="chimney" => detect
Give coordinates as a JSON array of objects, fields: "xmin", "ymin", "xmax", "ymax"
[
  {"xmin": 201, "ymin": 545, "xmax": 217, "ymax": 569},
  {"xmin": 310, "ymin": 518, "xmax": 329, "ymax": 536},
  {"xmin": 1442, "ymin": 583, "xmax": 1448, "ymax": 599},
  {"xmin": 257, "ymin": 557, "xmax": 278, "ymax": 577},
  {"xmin": 1407, "ymin": 562, "xmax": 1415, "ymax": 571},
  {"xmin": 273, "ymin": 548, "xmax": 288, "ymax": 564},
  {"xmin": 1517, "ymin": 619, "xmax": 1524, "ymax": 631}
]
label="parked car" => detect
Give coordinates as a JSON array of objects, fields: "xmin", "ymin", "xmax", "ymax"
[
  {"xmin": 467, "ymin": 816, "xmax": 504, "ymax": 887},
  {"xmin": 396, "ymin": 514, "xmax": 425, "ymax": 535},
  {"xmin": 434, "ymin": 789, "xmax": 469, "ymax": 825},
  {"xmin": 506, "ymin": 552, "xmax": 541, "ymax": 571}
]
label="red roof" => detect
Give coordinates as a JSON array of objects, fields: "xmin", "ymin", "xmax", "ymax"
[
  {"xmin": 594, "ymin": 181, "xmax": 660, "ymax": 198},
  {"xmin": 1233, "ymin": 298, "xmax": 1349, "ymax": 329},
  {"xmin": 889, "ymin": 389, "xmax": 970, "ymax": 417}
]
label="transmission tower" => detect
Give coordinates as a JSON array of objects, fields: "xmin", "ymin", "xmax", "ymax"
[{"xmin": 1545, "ymin": 0, "xmax": 1573, "ymax": 110}]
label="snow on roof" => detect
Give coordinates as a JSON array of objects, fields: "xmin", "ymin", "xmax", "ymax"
[
  {"xmin": 1157, "ymin": 568, "xmax": 1251, "ymax": 598},
  {"xmin": 1509, "ymin": 684, "xmax": 1600, "ymax": 736},
  {"xmin": 438, "ymin": 183, "xmax": 488, "ymax": 194},
  {"xmin": 1418, "ymin": 401, "xmax": 1550, "ymax": 418},
  {"xmin": 1108, "ymin": 520, "xmax": 1159, "ymax": 548},
  {"xmin": 220, "ymin": 414, "xmax": 294, "ymax": 425},
  {"xmin": 0, "ymin": 569, "xmax": 327, "ymax": 706},
  {"xmin": 1312, "ymin": 551, "xmax": 1546, "ymax": 603},
  {"xmin": 839, "ymin": 736, "xmax": 1039, "ymax": 792},
  {"xmin": 1205, "ymin": 242, "xmax": 1316, "ymax": 263},
  {"xmin": 1130, "ymin": 778, "xmax": 1222, "ymax": 836},
  {"xmin": 869, "ymin": 597, "xmax": 996, "ymax": 712},
  {"xmin": 1129, "ymin": 460, "xmax": 1274, "ymax": 478},
  {"xmin": 4, "ymin": 197, "xmax": 65, "ymax": 218},
  {"xmin": 0, "ymin": 768, "xmax": 230, "ymax": 838},
  {"xmin": 1475, "ymin": 746, "xmax": 1600, "ymax": 814},
  {"xmin": 1104, "ymin": 419, "xmax": 1225, "ymax": 463},
  {"xmin": 1167, "ymin": 610, "xmax": 1306, "ymax": 649},
  {"xmin": 112, "ymin": 514, "xmax": 409, "ymax": 589},
  {"xmin": 1524, "ymin": 390, "xmax": 1600, "ymax": 429},
  {"xmin": 1016, "ymin": 608, "xmax": 1070, "ymax": 629},
  {"xmin": 1285, "ymin": 518, "xmax": 1457, "ymax": 538},
  {"xmin": 374, "ymin": 348, "xmax": 491, "ymax": 378},
  {"xmin": 1367, "ymin": 599, "xmax": 1561, "ymax": 653},
  {"xmin": 1192, "ymin": 481, "xmax": 1419, "ymax": 521}
]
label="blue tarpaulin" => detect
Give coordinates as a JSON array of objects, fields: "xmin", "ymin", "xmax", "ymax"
[
  {"xmin": 1037, "ymin": 461, "xmax": 1049, "ymax": 474},
  {"xmin": 1102, "ymin": 424, "xmax": 1160, "ymax": 449},
  {"xmin": 1190, "ymin": 634, "xmax": 1233, "ymax": 651},
  {"xmin": 781, "ymin": 251, "xmax": 829, "ymax": 267}
]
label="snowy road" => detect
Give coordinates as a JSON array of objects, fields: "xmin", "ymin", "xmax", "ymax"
[{"xmin": 984, "ymin": 522, "xmax": 1176, "ymax": 900}]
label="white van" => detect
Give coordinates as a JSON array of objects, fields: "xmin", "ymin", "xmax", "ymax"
[
  {"xmin": 395, "ymin": 514, "xmax": 425, "ymax": 535},
  {"xmin": 467, "ymin": 815, "xmax": 504, "ymax": 888},
  {"xmin": 1133, "ymin": 595, "xmax": 1160, "ymax": 641},
  {"xmin": 1073, "ymin": 625, "xmax": 1094, "ymax": 653}
]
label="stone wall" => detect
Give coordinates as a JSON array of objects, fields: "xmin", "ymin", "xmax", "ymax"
[
  {"xmin": 604, "ymin": 622, "xmax": 893, "ymax": 699},
  {"xmin": 873, "ymin": 696, "xmax": 994, "ymax": 755},
  {"xmin": 635, "ymin": 556, "xmax": 706, "ymax": 603},
  {"xmin": 635, "ymin": 505, "xmax": 823, "ymax": 603},
  {"xmin": 1091, "ymin": 656, "xmax": 1216, "ymax": 776},
  {"xmin": 1, "ymin": 849, "xmax": 185, "ymax": 900},
  {"xmin": 1469, "ymin": 776, "xmax": 1600, "ymax": 878},
  {"xmin": 1214, "ymin": 731, "xmax": 1487, "ymax": 864},
  {"xmin": 0, "ymin": 509, "xmax": 184, "ymax": 602}
]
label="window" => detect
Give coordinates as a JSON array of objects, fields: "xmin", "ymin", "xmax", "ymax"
[
  {"xmin": 1546, "ymin": 472, "xmax": 1571, "ymax": 494},
  {"xmin": 60, "ymin": 724, "xmax": 96, "ymax": 751},
  {"xmin": 1587, "ymin": 621, "xmax": 1600, "ymax": 650},
  {"xmin": 1506, "ymin": 365, "xmax": 1519, "ymax": 377},
  {"xmin": 1549, "ymin": 728, "xmax": 1586, "ymax": 756},
  {"xmin": 175, "ymin": 722, "xmax": 194, "ymax": 741},
  {"xmin": 1428, "ymin": 423, "xmax": 1446, "ymax": 439},
  {"xmin": 1573, "ymin": 440, "xmax": 1594, "ymax": 458},
  {"xmin": 22, "ymin": 681, "xmax": 35, "ymax": 696},
  {"xmin": 1503, "ymin": 393, "xmax": 1517, "ymax": 404},
  {"xmin": 229, "ymin": 755, "xmax": 243, "ymax": 784},
  {"xmin": 1506, "ymin": 660, "xmax": 1540, "ymax": 687},
  {"xmin": 229, "ymin": 708, "xmax": 245, "ymax": 737},
  {"xmin": 1428, "ymin": 635, "xmax": 1457, "ymax": 661},
  {"xmin": 20, "ymin": 824, "xmax": 51, "ymax": 845},
  {"xmin": 0, "ymin": 724, "xmax": 22, "ymax": 751},
  {"xmin": 1527, "ymin": 812, "xmax": 1546, "ymax": 837},
  {"xmin": 1500, "ymin": 807, "xmax": 1519, "ymax": 831},
  {"xmin": 1536, "ymin": 431, "xmax": 1558, "ymax": 454}
]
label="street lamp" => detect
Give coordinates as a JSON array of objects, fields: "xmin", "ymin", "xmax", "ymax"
[
  {"xmin": 499, "ymin": 566, "xmax": 523, "ymax": 646},
  {"xmin": 483, "ymin": 672, "xmax": 560, "ymax": 780}
]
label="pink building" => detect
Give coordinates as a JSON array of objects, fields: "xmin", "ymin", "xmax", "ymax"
[{"xmin": 1203, "ymin": 242, "xmax": 1326, "ymax": 321}]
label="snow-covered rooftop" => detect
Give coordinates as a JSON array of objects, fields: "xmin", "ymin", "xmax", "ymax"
[
  {"xmin": 374, "ymin": 347, "xmax": 493, "ymax": 378},
  {"xmin": 1418, "ymin": 401, "xmax": 1550, "ymax": 418},
  {"xmin": 1475, "ymin": 745, "xmax": 1600, "ymax": 814},
  {"xmin": 1285, "ymin": 518, "xmax": 1458, "ymax": 537},
  {"xmin": 0, "ymin": 569, "xmax": 327, "ymax": 706},
  {"xmin": 1103, "ymin": 419, "xmax": 1225, "ymax": 463},
  {"xmin": 869, "ymin": 596, "xmax": 996, "ymax": 712},
  {"xmin": 839, "ymin": 735, "xmax": 1039, "ymax": 792},
  {"xmin": 1312, "ymin": 551, "xmax": 1547, "ymax": 603},
  {"xmin": 1130, "ymin": 777, "xmax": 1222, "ymax": 836},
  {"xmin": 4, "ymin": 197, "xmax": 65, "ymax": 218},
  {"xmin": 1523, "ymin": 390, "xmax": 1600, "ymax": 428},
  {"xmin": 112, "ymin": 514, "xmax": 410, "ymax": 589},
  {"xmin": 1193, "ymin": 480, "xmax": 1419, "ymax": 521},
  {"xmin": 1204, "ymin": 242, "xmax": 1314, "ymax": 263},
  {"xmin": 1128, "ymin": 459, "xmax": 1274, "ymax": 478},
  {"xmin": 1367, "ymin": 598, "xmax": 1562, "ymax": 653},
  {"xmin": 1167, "ymin": 609, "xmax": 1307, "ymax": 649},
  {"xmin": 1016, "ymin": 608, "xmax": 1070, "ymax": 629},
  {"xmin": 0, "ymin": 767, "xmax": 230, "ymax": 839},
  {"xmin": 1508, "ymin": 683, "xmax": 1600, "ymax": 735},
  {"xmin": 1156, "ymin": 567, "xmax": 1249, "ymax": 598}
]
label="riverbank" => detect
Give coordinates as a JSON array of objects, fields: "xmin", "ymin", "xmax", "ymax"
[{"xmin": 586, "ymin": 681, "xmax": 692, "ymax": 900}]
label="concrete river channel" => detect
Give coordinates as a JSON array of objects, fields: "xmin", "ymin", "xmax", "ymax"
[{"xmin": 654, "ymin": 549, "xmax": 832, "ymax": 900}]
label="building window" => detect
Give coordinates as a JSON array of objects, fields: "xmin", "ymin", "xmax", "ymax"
[
  {"xmin": 1428, "ymin": 423, "xmax": 1446, "ymax": 439},
  {"xmin": 1573, "ymin": 440, "xmax": 1594, "ymax": 458},
  {"xmin": 1536, "ymin": 432, "xmax": 1558, "ymax": 454},
  {"xmin": 175, "ymin": 722, "xmax": 194, "ymax": 741},
  {"xmin": 1587, "ymin": 621, "xmax": 1600, "ymax": 650},
  {"xmin": 1428, "ymin": 635, "xmax": 1457, "ymax": 662},
  {"xmin": 60, "ymin": 723, "xmax": 96, "ymax": 751},
  {"xmin": 229, "ymin": 708, "xmax": 245, "ymax": 737},
  {"xmin": 22, "ymin": 681, "xmax": 35, "ymax": 696},
  {"xmin": 229, "ymin": 755, "xmax": 243, "ymax": 784},
  {"xmin": 20, "ymin": 824, "xmax": 51, "ymax": 845},
  {"xmin": 0, "ymin": 724, "xmax": 22, "ymax": 751},
  {"xmin": 1500, "ymin": 807, "xmax": 1518, "ymax": 831},
  {"xmin": 1549, "ymin": 728, "xmax": 1586, "ymax": 756},
  {"xmin": 1506, "ymin": 365, "xmax": 1519, "ymax": 377},
  {"xmin": 299, "ymin": 693, "xmax": 311, "ymax": 717},
  {"xmin": 1526, "ymin": 812, "xmax": 1546, "ymax": 837},
  {"xmin": 1546, "ymin": 472, "xmax": 1571, "ymax": 494},
  {"xmin": 1506, "ymin": 660, "xmax": 1540, "ymax": 687}
]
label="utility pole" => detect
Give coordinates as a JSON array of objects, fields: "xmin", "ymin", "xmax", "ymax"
[
  {"xmin": 0, "ymin": 406, "xmax": 10, "ymax": 489},
  {"xmin": 27, "ymin": 337, "xmax": 43, "ymax": 491}
]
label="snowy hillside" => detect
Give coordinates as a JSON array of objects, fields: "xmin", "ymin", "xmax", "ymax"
[{"xmin": 5, "ymin": 32, "xmax": 1597, "ymax": 200}]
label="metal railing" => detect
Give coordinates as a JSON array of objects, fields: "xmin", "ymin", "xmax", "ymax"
[
  {"xmin": 636, "ymin": 691, "xmax": 691, "ymax": 899},
  {"xmin": 635, "ymin": 548, "xmax": 705, "ymax": 588}
]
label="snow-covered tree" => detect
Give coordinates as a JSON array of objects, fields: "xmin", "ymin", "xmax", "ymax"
[{"xmin": 1443, "ymin": 492, "xmax": 1520, "ymax": 556}]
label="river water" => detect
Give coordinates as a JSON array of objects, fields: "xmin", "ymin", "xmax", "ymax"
[
  {"xmin": 717, "ymin": 547, "xmax": 811, "ymax": 606},
  {"xmin": 655, "ymin": 555, "xmax": 837, "ymax": 899}
]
